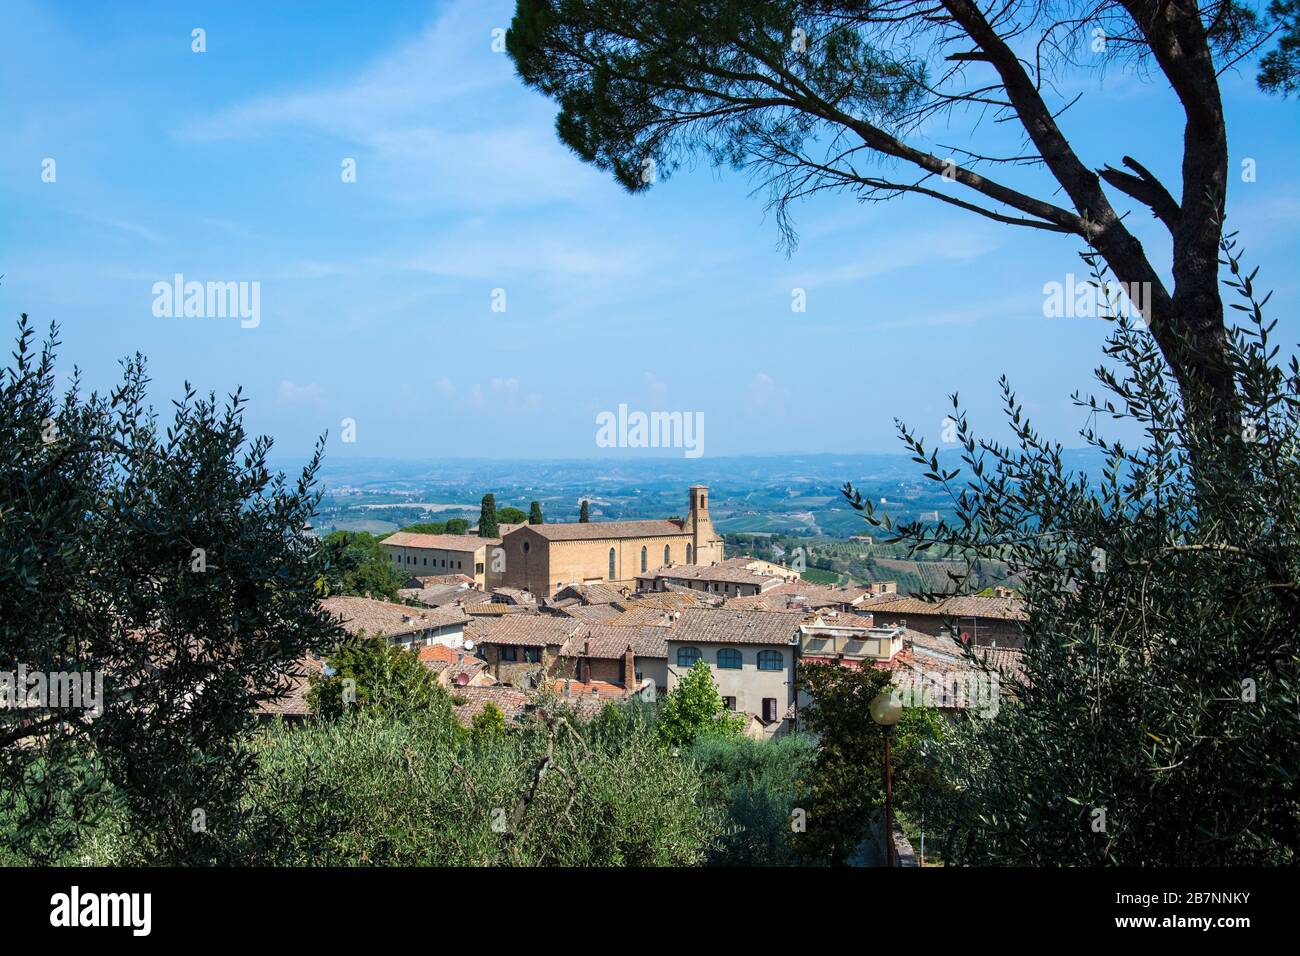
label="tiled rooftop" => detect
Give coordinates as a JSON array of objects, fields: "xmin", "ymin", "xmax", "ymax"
[
  {"xmin": 382, "ymin": 532, "xmax": 498, "ymax": 550},
  {"xmin": 670, "ymin": 607, "xmax": 803, "ymax": 646},
  {"xmin": 472, "ymin": 615, "xmax": 580, "ymax": 647},
  {"xmin": 319, "ymin": 596, "xmax": 467, "ymax": 638},
  {"xmin": 518, "ymin": 519, "xmax": 687, "ymax": 541}
]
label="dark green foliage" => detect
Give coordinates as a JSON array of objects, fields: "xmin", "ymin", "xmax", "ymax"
[
  {"xmin": 495, "ymin": 506, "xmax": 528, "ymax": 525},
  {"xmin": 444, "ymin": 518, "xmax": 470, "ymax": 535},
  {"xmin": 478, "ymin": 494, "xmax": 499, "ymax": 538},
  {"xmin": 315, "ymin": 530, "xmax": 405, "ymax": 600},
  {"xmin": 528, "ymin": 501, "xmax": 544, "ymax": 524},
  {"xmin": 794, "ymin": 663, "xmax": 943, "ymax": 864},
  {"xmin": 241, "ymin": 706, "xmax": 725, "ymax": 865},
  {"xmin": 0, "ymin": 315, "xmax": 342, "ymax": 865},
  {"xmin": 689, "ymin": 733, "xmax": 813, "ymax": 865},
  {"xmin": 847, "ymin": 240, "xmax": 1300, "ymax": 864},
  {"xmin": 794, "ymin": 662, "xmax": 890, "ymax": 864},
  {"xmin": 307, "ymin": 635, "xmax": 462, "ymax": 731},
  {"xmin": 579, "ymin": 499, "xmax": 590, "ymax": 522},
  {"xmin": 399, "ymin": 521, "xmax": 447, "ymax": 535},
  {"xmin": 1259, "ymin": 1, "xmax": 1300, "ymax": 96}
]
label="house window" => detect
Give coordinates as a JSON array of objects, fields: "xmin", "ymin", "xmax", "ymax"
[
  {"xmin": 716, "ymin": 648, "xmax": 742, "ymax": 669},
  {"xmin": 523, "ymin": 540, "xmax": 530, "ymax": 554},
  {"xmin": 423, "ymin": 557, "xmax": 428, "ymax": 566},
  {"xmin": 664, "ymin": 544, "xmax": 670, "ymax": 565},
  {"xmin": 608, "ymin": 548, "xmax": 616, "ymax": 580},
  {"xmin": 762, "ymin": 698, "xmax": 778, "ymax": 723},
  {"xmin": 722, "ymin": 696, "xmax": 737, "ymax": 711},
  {"xmin": 476, "ymin": 563, "xmax": 484, "ymax": 573},
  {"xmin": 523, "ymin": 647, "xmax": 541, "ymax": 664},
  {"xmin": 686, "ymin": 544, "xmax": 693, "ymax": 563},
  {"xmin": 757, "ymin": 650, "xmax": 783, "ymax": 671},
  {"xmin": 640, "ymin": 546, "xmax": 647, "ymax": 573},
  {"xmin": 677, "ymin": 646, "xmax": 701, "ymax": 668},
  {"xmin": 500, "ymin": 647, "xmax": 518, "ymax": 662}
]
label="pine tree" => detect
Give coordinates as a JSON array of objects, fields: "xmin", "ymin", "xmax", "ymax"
[
  {"xmin": 478, "ymin": 493, "xmax": 499, "ymax": 538},
  {"xmin": 529, "ymin": 501, "xmax": 544, "ymax": 524},
  {"xmin": 579, "ymin": 499, "xmax": 590, "ymax": 523}
]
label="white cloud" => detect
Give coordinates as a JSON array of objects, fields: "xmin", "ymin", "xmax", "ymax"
[
  {"xmin": 277, "ymin": 379, "xmax": 324, "ymax": 406},
  {"xmin": 787, "ymin": 226, "xmax": 995, "ymax": 289},
  {"xmin": 176, "ymin": 0, "xmax": 602, "ymax": 211}
]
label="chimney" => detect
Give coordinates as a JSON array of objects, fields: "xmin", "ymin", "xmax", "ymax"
[
  {"xmin": 623, "ymin": 644, "xmax": 636, "ymax": 689},
  {"xmin": 580, "ymin": 638, "xmax": 592, "ymax": 684}
]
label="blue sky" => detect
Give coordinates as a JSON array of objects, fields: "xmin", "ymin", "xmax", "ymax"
[{"xmin": 3, "ymin": 0, "xmax": 1297, "ymax": 462}]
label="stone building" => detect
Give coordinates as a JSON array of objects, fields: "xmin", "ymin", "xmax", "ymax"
[
  {"xmin": 634, "ymin": 556, "xmax": 796, "ymax": 598},
  {"xmin": 380, "ymin": 532, "xmax": 502, "ymax": 589},
  {"xmin": 867, "ymin": 594, "xmax": 1027, "ymax": 649},
  {"xmin": 665, "ymin": 607, "xmax": 802, "ymax": 739},
  {"xmin": 496, "ymin": 485, "xmax": 724, "ymax": 597}
]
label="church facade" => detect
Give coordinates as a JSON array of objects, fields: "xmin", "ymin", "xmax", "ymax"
[{"xmin": 498, "ymin": 485, "xmax": 724, "ymax": 597}]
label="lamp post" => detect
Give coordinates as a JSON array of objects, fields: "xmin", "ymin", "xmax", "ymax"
[{"xmin": 869, "ymin": 689, "xmax": 903, "ymax": 866}]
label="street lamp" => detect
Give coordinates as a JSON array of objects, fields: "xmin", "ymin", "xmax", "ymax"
[{"xmin": 869, "ymin": 689, "xmax": 904, "ymax": 867}]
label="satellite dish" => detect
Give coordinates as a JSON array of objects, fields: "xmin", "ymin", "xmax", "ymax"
[
  {"xmin": 454, "ymin": 672, "xmax": 471, "ymax": 686},
  {"xmin": 463, "ymin": 640, "xmax": 475, "ymax": 651},
  {"xmin": 960, "ymin": 631, "xmax": 970, "ymax": 643}
]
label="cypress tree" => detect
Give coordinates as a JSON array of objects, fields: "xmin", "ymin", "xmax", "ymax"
[
  {"xmin": 529, "ymin": 501, "xmax": 544, "ymax": 524},
  {"xmin": 478, "ymin": 493, "xmax": 499, "ymax": 538},
  {"xmin": 579, "ymin": 499, "xmax": 590, "ymax": 523}
]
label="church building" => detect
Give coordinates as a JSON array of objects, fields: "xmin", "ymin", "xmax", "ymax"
[{"xmin": 497, "ymin": 485, "xmax": 724, "ymax": 597}]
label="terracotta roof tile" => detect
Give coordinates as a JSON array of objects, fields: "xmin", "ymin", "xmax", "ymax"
[
  {"xmin": 383, "ymin": 532, "xmax": 497, "ymax": 550},
  {"xmin": 671, "ymin": 607, "xmax": 803, "ymax": 646},
  {"xmin": 519, "ymin": 519, "xmax": 687, "ymax": 541},
  {"xmin": 562, "ymin": 624, "xmax": 669, "ymax": 660},
  {"xmin": 473, "ymin": 615, "xmax": 580, "ymax": 647},
  {"xmin": 255, "ymin": 656, "xmax": 324, "ymax": 717},
  {"xmin": 319, "ymin": 596, "xmax": 467, "ymax": 638},
  {"xmin": 452, "ymin": 686, "xmax": 531, "ymax": 726},
  {"xmin": 562, "ymin": 604, "xmax": 626, "ymax": 624}
]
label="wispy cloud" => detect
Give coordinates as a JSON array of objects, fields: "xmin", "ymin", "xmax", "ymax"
[
  {"xmin": 277, "ymin": 379, "xmax": 324, "ymax": 407},
  {"xmin": 786, "ymin": 225, "xmax": 996, "ymax": 289},
  {"xmin": 176, "ymin": 0, "xmax": 601, "ymax": 211}
]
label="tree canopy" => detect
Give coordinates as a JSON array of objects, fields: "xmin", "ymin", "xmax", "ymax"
[
  {"xmin": 315, "ymin": 530, "xmax": 405, "ymax": 600},
  {"xmin": 0, "ymin": 315, "xmax": 341, "ymax": 864},
  {"xmin": 507, "ymin": 0, "xmax": 1294, "ymax": 442},
  {"xmin": 657, "ymin": 660, "xmax": 747, "ymax": 748},
  {"xmin": 496, "ymin": 505, "xmax": 529, "ymax": 525},
  {"xmin": 845, "ymin": 239, "xmax": 1300, "ymax": 863}
]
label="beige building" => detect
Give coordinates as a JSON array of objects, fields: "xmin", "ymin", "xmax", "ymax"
[
  {"xmin": 496, "ymin": 485, "xmax": 724, "ymax": 597},
  {"xmin": 665, "ymin": 607, "xmax": 802, "ymax": 739},
  {"xmin": 381, "ymin": 532, "xmax": 501, "ymax": 589},
  {"xmin": 635, "ymin": 556, "xmax": 795, "ymax": 598}
]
